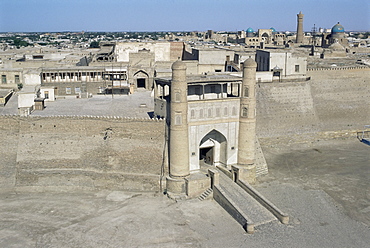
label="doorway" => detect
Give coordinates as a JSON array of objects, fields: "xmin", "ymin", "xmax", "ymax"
[
  {"xmin": 137, "ymin": 78, "xmax": 146, "ymax": 88},
  {"xmin": 200, "ymin": 146, "xmax": 214, "ymax": 165}
]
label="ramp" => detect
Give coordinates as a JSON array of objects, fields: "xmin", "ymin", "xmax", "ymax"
[{"xmin": 212, "ymin": 170, "xmax": 278, "ymax": 233}]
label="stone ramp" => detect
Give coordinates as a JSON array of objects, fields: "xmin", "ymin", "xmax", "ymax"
[{"xmin": 213, "ymin": 171, "xmax": 277, "ymax": 233}]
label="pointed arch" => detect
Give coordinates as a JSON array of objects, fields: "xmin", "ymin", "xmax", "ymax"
[{"xmin": 199, "ymin": 129, "xmax": 227, "ymax": 166}]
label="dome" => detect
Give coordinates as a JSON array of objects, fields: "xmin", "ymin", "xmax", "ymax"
[
  {"xmin": 270, "ymin": 27, "xmax": 276, "ymax": 33},
  {"xmin": 331, "ymin": 22, "xmax": 345, "ymax": 33},
  {"xmin": 246, "ymin": 27, "xmax": 254, "ymax": 33},
  {"xmin": 171, "ymin": 60, "xmax": 186, "ymax": 70},
  {"xmin": 244, "ymin": 58, "xmax": 257, "ymax": 67}
]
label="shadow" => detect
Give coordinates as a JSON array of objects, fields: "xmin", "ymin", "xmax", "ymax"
[{"xmin": 147, "ymin": 111, "xmax": 155, "ymax": 118}]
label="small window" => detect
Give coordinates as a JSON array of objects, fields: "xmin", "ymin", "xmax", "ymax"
[
  {"xmin": 15, "ymin": 75, "xmax": 20, "ymax": 83},
  {"xmin": 66, "ymin": 87, "xmax": 71, "ymax": 94},
  {"xmin": 199, "ymin": 109, "xmax": 204, "ymax": 118},
  {"xmin": 244, "ymin": 87, "xmax": 249, "ymax": 97},
  {"xmin": 175, "ymin": 92, "xmax": 180, "ymax": 102},
  {"xmin": 216, "ymin": 108, "xmax": 220, "ymax": 117},
  {"xmin": 175, "ymin": 114, "xmax": 182, "ymax": 125},
  {"xmin": 224, "ymin": 107, "xmax": 228, "ymax": 116},
  {"xmin": 191, "ymin": 109, "xmax": 195, "ymax": 119},
  {"xmin": 75, "ymin": 87, "xmax": 81, "ymax": 94},
  {"xmin": 295, "ymin": 65, "xmax": 300, "ymax": 72},
  {"xmin": 242, "ymin": 107, "xmax": 248, "ymax": 117},
  {"xmin": 1, "ymin": 75, "xmax": 6, "ymax": 84},
  {"xmin": 215, "ymin": 69, "xmax": 221, "ymax": 72},
  {"xmin": 232, "ymin": 106, "xmax": 237, "ymax": 116},
  {"xmin": 44, "ymin": 91, "xmax": 49, "ymax": 99},
  {"xmin": 208, "ymin": 108, "xmax": 212, "ymax": 118}
]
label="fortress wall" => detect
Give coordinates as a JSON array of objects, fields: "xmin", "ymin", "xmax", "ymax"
[
  {"xmin": 257, "ymin": 68, "xmax": 370, "ymax": 138},
  {"xmin": 0, "ymin": 116, "xmax": 166, "ymax": 192},
  {"xmin": 0, "ymin": 116, "xmax": 19, "ymax": 189}
]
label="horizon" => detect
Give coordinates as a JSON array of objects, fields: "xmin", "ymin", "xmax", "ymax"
[{"xmin": 0, "ymin": 0, "xmax": 369, "ymax": 33}]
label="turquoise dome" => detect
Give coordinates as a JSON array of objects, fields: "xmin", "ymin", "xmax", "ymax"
[
  {"xmin": 246, "ymin": 27, "xmax": 254, "ymax": 33},
  {"xmin": 270, "ymin": 27, "xmax": 276, "ymax": 32},
  {"xmin": 332, "ymin": 22, "xmax": 345, "ymax": 33}
]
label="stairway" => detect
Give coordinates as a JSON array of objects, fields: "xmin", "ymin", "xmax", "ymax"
[
  {"xmin": 213, "ymin": 170, "xmax": 278, "ymax": 232},
  {"xmin": 198, "ymin": 188, "xmax": 213, "ymax": 201}
]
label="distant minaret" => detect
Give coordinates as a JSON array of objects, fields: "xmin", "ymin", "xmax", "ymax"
[
  {"xmin": 166, "ymin": 60, "xmax": 189, "ymax": 195},
  {"xmin": 296, "ymin": 11, "xmax": 304, "ymax": 43},
  {"xmin": 238, "ymin": 58, "xmax": 257, "ymax": 166}
]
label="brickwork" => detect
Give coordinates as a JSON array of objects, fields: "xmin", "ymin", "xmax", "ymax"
[
  {"xmin": 0, "ymin": 116, "xmax": 166, "ymax": 191},
  {"xmin": 257, "ymin": 68, "xmax": 370, "ymax": 138}
]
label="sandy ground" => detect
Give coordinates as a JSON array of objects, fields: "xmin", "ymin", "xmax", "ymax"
[{"xmin": 0, "ymin": 138, "xmax": 369, "ymax": 247}]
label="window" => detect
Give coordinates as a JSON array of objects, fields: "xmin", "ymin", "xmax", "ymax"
[
  {"xmin": 1, "ymin": 75, "xmax": 6, "ymax": 84},
  {"xmin": 216, "ymin": 108, "xmax": 220, "ymax": 117},
  {"xmin": 244, "ymin": 87, "xmax": 249, "ymax": 97},
  {"xmin": 175, "ymin": 113, "xmax": 182, "ymax": 125},
  {"xmin": 44, "ymin": 91, "xmax": 49, "ymax": 99},
  {"xmin": 208, "ymin": 108, "xmax": 212, "ymax": 118},
  {"xmin": 75, "ymin": 87, "xmax": 81, "ymax": 94},
  {"xmin": 295, "ymin": 65, "xmax": 300, "ymax": 72},
  {"xmin": 199, "ymin": 109, "xmax": 204, "ymax": 118},
  {"xmin": 190, "ymin": 109, "xmax": 195, "ymax": 119},
  {"xmin": 242, "ymin": 107, "xmax": 248, "ymax": 117},
  {"xmin": 66, "ymin": 87, "xmax": 71, "ymax": 94},
  {"xmin": 15, "ymin": 75, "xmax": 20, "ymax": 83},
  {"xmin": 175, "ymin": 91, "xmax": 181, "ymax": 102},
  {"xmin": 224, "ymin": 107, "xmax": 228, "ymax": 116},
  {"xmin": 232, "ymin": 106, "xmax": 237, "ymax": 116},
  {"xmin": 195, "ymin": 86, "xmax": 201, "ymax": 95}
]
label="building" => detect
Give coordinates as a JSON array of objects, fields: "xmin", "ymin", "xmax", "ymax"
[
  {"xmin": 154, "ymin": 58, "xmax": 266, "ymax": 197},
  {"xmin": 255, "ymin": 49, "xmax": 308, "ymax": 81}
]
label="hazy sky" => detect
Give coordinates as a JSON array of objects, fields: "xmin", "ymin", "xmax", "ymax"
[{"xmin": 1, "ymin": 0, "xmax": 369, "ymax": 32}]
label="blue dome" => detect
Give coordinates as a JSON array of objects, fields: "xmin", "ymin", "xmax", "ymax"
[
  {"xmin": 246, "ymin": 27, "xmax": 254, "ymax": 33},
  {"xmin": 270, "ymin": 27, "xmax": 276, "ymax": 33},
  {"xmin": 332, "ymin": 22, "xmax": 345, "ymax": 33}
]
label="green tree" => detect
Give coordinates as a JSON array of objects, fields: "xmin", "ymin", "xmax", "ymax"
[{"xmin": 90, "ymin": 41, "xmax": 100, "ymax": 48}]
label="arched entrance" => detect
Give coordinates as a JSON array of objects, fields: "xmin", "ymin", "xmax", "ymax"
[
  {"xmin": 133, "ymin": 70, "xmax": 149, "ymax": 89},
  {"xmin": 199, "ymin": 130, "xmax": 227, "ymax": 167}
]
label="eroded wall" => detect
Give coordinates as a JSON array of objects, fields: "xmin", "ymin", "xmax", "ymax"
[
  {"xmin": 0, "ymin": 116, "xmax": 166, "ymax": 191},
  {"xmin": 256, "ymin": 68, "xmax": 370, "ymax": 138}
]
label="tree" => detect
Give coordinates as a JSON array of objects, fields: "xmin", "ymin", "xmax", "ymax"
[{"xmin": 90, "ymin": 41, "xmax": 100, "ymax": 48}]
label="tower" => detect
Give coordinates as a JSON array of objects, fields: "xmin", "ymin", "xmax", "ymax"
[
  {"xmin": 166, "ymin": 60, "xmax": 189, "ymax": 195},
  {"xmin": 296, "ymin": 11, "xmax": 304, "ymax": 43},
  {"xmin": 236, "ymin": 58, "xmax": 257, "ymax": 182}
]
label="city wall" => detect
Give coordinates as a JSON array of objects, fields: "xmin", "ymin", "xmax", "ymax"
[
  {"xmin": 0, "ymin": 67, "xmax": 369, "ymax": 192},
  {"xmin": 256, "ymin": 68, "xmax": 370, "ymax": 143},
  {"xmin": 0, "ymin": 116, "xmax": 166, "ymax": 192}
]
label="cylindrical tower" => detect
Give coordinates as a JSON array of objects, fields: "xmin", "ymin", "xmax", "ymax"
[
  {"xmin": 166, "ymin": 60, "xmax": 189, "ymax": 194},
  {"xmin": 296, "ymin": 11, "xmax": 304, "ymax": 43},
  {"xmin": 238, "ymin": 58, "xmax": 257, "ymax": 166}
]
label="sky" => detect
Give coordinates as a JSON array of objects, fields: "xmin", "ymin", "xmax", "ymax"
[{"xmin": 0, "ymin": 0, "xmax": 369, "ymax": 32}]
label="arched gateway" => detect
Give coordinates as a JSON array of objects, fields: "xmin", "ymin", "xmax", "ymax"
[{"xmin": 199, "ymin": 130, "xmax": 227, "ymax": 167}]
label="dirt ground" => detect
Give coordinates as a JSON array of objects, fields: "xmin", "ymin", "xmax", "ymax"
[{"xmin": 0, "ymin": 137, "xmax": 369, "ymax": 247}]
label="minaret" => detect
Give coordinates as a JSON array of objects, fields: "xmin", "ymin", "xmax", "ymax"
[
  {"xmin": 296, "ymin": 11, "xmax": 304, "ymax": 43},
  {"xmin": 237, "ymin": 58, "xmax": 257, "ymax": 181},
  {"xmin": 166, "ymin": 60, "xmax": 189, "ymax": 195}
]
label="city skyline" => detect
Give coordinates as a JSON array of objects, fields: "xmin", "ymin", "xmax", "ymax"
[{"xmin": 0, "ymin": 0, "xmax": 369, "ymax": 32}]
